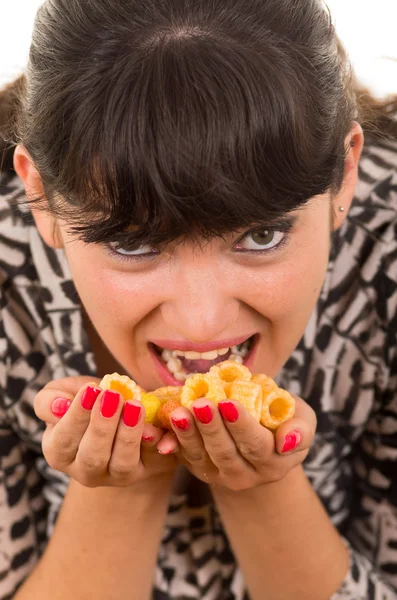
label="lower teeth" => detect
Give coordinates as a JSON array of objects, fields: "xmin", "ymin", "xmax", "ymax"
[
  {"xmin": 160, "ymin": 337, "xmax": 253, "ymax": 379},
  {"xmin": 229, "ymin": 355, "xmax": 244, "ymax": 363}
]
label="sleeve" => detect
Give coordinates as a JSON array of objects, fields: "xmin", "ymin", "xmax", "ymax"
[
  {"xmin": 330, "ymin": 214, "xmax": 397, "ymax": 600},
  {"xmin": 0, "ymin": 279, "xmax": 70, "ymax": 600}
]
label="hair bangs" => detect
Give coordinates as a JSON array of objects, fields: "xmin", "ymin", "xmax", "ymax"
[{"xmin": 39, "ymin": 27, "xmax": 345, "ymax": 247}]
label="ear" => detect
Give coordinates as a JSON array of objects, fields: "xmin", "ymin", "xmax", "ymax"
[
  {"xmin": 332, "ymin": 121, "xmax": 364, "ymax": 231},
  {"xmin": 13, "ymin": 145, "xmax": 64, "ymax": 249}
]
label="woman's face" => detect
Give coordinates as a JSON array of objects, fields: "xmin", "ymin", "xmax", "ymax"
[
  {"xmin": 14, "ymin": 126, "xmax": 362, "ymax": 391},
  {"xmin": 57, "ymin": 195, "xmax": 332, "ymax": 390}
]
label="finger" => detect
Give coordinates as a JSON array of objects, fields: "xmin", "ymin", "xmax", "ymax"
[
  {"xmin": 217, "ymin": 399, "xmax": 275, "ymax": 470},
  {"xmin": 156, "ymin": 430, "xmax": 179, "ymax": 455},
  {"xmin": 74, "ymin": 390, "xmax": 124, "ymax": 474},
  {"xmin": 42, "ymin": 383, "xmax": 103, "ymax": 468},
  {"xmin": 159, "ymin": 405, "xmax": 214, "ymax": 468},
  {"xmin": 107, "ymin": 401, "xmax": 145, "ymax": 479},
  {"xmin": 188, "ymin": 398, "xmax": 253, "ymax": 475},
  {"xmin": 34, "ymin": 376, "xmax": 101, "ymax": 424},
  {"xmin": 275, "ymin": 395, "xmax": 317, "ymax": 456},
  {"xmin": 141, "ymin": 423, "xmax": 166, "ymax": 446}
]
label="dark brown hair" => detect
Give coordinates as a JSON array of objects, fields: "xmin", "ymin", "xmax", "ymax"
[{"xmin": 1, "ymin": 0, "xmax": 396, "ymax": 249}]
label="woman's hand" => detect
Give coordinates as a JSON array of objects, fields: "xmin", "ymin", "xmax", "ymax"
[
  {"xmin": 34, "ymin": 376, "xmax": 178, "ymax": 488},
  {"xmin": 156, "ymin": 395, "xmax": 316, "ymax": 491}
]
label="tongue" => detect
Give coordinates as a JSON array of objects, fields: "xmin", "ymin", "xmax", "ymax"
[{"xmin": 180, "ymin": 350, "xmax": 232, "ymax": 374}]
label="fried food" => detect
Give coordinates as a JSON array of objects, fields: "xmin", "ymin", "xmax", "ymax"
[
  {"xmin": 99, "ymin": 362, "xmax": 295, "ymax": 431},
  {"xmin": 180, "ymin": 373, "xmax": 227, "ymax": 409},
  {"xmin": 209, "ymin": 360, "xmax": 251, "ymax": 395}
]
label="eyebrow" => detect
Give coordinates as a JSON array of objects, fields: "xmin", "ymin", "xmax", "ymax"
[
  {"xmin": 248, "ymin": 215, "xmax": 299, "ymax": 231},
  {"xmin": 98, "ymin": 213, "xmax": 300, "ymax": 249}
]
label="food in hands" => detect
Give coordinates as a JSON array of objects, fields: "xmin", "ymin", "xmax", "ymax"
[
  {"xmin": 99, "ymin": 360, "xmax": 295, "ymax": 431},
  {"xmin": 227, "ymin": 380, "xmax": 263, "ymax": 422},
  {"xmin": 209, "ymin": 361, "xmax": 251, "ymax": 395},
  {"xmin": 156, "ymin": 398, "xmax": 184, "ymax": 429},
  {"xmin": 180, "ymin": 373, "xmax": 227, "ymax": 409}
]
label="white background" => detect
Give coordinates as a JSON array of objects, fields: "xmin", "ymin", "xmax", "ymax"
[{"xmin": 1, "ymin": 0, "xmax": 397, "ymax": 98}]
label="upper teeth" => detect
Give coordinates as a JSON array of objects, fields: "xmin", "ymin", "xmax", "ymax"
[
  {"xmin": 159, "ymin": 339, "xmax": 252, "ymax": 379},
  {"xmin": 160, "ymin": 341, "xmax": 251, "ymax": 363},
  {"xmin": 160, "ymin": 348, "xmax": 229, "ymax": 361},
  {"xmin": 175, "ymin": 348, "xmax": 229, "ymax": 360}
]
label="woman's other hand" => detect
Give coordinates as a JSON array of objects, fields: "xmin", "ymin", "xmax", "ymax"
[{"xmin": 156, "ymin": 394, "xmax": 316, "ymax": 491}]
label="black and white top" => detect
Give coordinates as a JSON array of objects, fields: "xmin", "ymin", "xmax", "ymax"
[{"xmin": 1, "ymin": 135, "xmax": 397, "ymax": 600}]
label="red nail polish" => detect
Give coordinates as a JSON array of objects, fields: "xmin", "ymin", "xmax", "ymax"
[
  {"xmin": 100, "ymin": 390, "xmax": 120, "ymax": 418},
  {"xmin": 81, "ymin": 386, "xmax": 102, "ymax": 411},
  {"xmin": 142, "ymin": 435, "xmax": 154, "ymax": 442},
  {"xmin": 122, "ymin": 403, "xmax": 141, "ymax": 427},
  {"xmin": 218, "ymin": 401, "xmax": 239, "ymax": 423},
  {"xmin": 51, "ymin": 397, "xmax": 71, "ymax": 418},
  {"xmin": 171, "ymin": 417, "xmax": 190, "ymax": 432},
  {"xmin": 193, "ymin": 405, "xmax": 213, "ymax": 424},
  {"xmin": 282, "ymin": 430, "xmax": 301, "ymax": 453}
]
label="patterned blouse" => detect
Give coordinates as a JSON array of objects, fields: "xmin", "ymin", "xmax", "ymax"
[{"xmin": 1, "ymin": 135, "xmax": 397, "ymax": 600}]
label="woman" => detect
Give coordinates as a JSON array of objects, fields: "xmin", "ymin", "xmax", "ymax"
[{"xmin": 1, "ymin": 0, "xmax": 397, "ymax": 598}]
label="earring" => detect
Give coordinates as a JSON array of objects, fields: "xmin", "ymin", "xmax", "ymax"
[
  {"xmin": 339, "ymin": 206, "xmax": 345, "ymax": 212},
  {"xmin": 350, "ymin": 140, "xmax": 355, "ymax": 148}
]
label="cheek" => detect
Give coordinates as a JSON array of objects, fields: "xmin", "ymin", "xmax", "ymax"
[
  {"xmin": 65, "ymin": 252, "xmax": 157, "ymax": 327},
  {"xmin": 243, "ymin": 236, "xmax": 330, "ymax": 325}
]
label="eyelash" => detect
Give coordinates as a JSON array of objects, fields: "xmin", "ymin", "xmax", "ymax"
[
  {"xmin": 104, "ymin": 223, "xmax": 294, "ymax": 263},
  {"xmin": 233, "ymin": 224, "xmax": 293, "ymax": 256}
]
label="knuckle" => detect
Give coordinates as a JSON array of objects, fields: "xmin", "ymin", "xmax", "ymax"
[
  {"xmin": 116, "ymin": 433, "xmax": 140, "ymax": 452},
  {"xmin": 87, "ymin": 420, "xmax": 111, "ymax": 439},
  {"xmin": 200, "ymin": 426, "xmax": 218, "ymax": 439},
  {"xmin": 185, "ymin": 449, "xmax": 206, "ymax": 463},
  {"xmin": 108, "ymin": 463, "xmax": 133, "ymax": 479},
  {"xmin": 51, "ymin": 436, "xmax": 78, "ymax": 464},
  {"xmin": 42, "ymin": 434, "xmax": 74, "ymax": 470},
  {"xmin": 238, "ymin": 435, "xmax": 264, "ymax": 458},
  {"xmin": 76, "ymin": 473, "xmax": 100, "ymax": 488},
  {"xmin": 43, "ymin": 451, "xmax": 64, "ymax": 472},
  {"xmin": 77, "ymin": 451, "xmax": 107, "ymax": 473},
  {"xmin": 213, "ymin": 447, "xmax": 238, "ymax": 464}
]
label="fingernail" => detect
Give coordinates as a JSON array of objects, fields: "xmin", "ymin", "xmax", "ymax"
[
  {"xmin": 51, "ymin": 397, "xmax": 71, "ymax": 418},
  {"xmin": 282, "ymin": 430, "xmax": 301, "ymax": 453},
  {"xmin": 142, "ymin": 435, "xmax": 154, "ymax": 443},
  {"xmin": 122, "ymin": 403, "xmax": 141, "ymax": 427},
  {"xmin": 158, "ymin": 448, "xmax": 175, "ymax": 455},
  {"xmin": 171, "ymin": 417, "xmax": 190, "ymax": 432},
  {"xmin": 81, "ymin": 386, "xmax": 102, "ymax": 411},
  {"xmin": 218, "ymin": 401, "xmax": 239, "ymax": 423},
  {"xmin": 100, "ymin": 390, "xmax": 120, "ymax": 419},
  {"xmin": 193, "ymin": 405, "xmax": 213, "ymax": 424}
]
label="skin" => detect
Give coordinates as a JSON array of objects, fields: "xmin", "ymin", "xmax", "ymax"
[{"xmin": 14, "ymin": 123, "xmax": 364, "ymax": 489}]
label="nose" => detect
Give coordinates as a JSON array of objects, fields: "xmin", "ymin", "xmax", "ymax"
[{"xmin": 160, "ymin": 262, "xmax": 240, "ymax": 343}]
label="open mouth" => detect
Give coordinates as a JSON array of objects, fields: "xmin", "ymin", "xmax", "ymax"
[{"xmin": 150, "ymin": 334, "xmax": 257, "ymax": 383}]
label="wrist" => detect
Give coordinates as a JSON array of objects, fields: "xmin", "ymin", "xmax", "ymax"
[
  {"xmin": 211, "ymin": 464, "xmax": 306, "ymax": 505},
  {"xmin": 70, "ymin": 472, "xmax": 174, "ymax": 507}
]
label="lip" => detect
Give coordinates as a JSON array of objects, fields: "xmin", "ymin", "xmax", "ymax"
[
  {"xmin": 150, "ymin": 334, "xmax": 257, "ymax": 353},
  {"xmin": 149, "ymin": 334, "xmax": 260, "ymax": 386}
]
